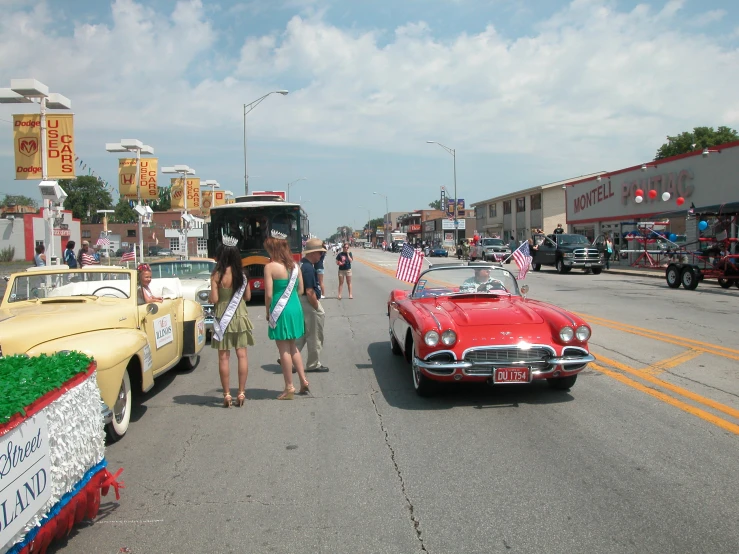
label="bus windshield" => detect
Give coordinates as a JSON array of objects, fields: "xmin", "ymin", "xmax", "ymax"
[{"xmin": 208, "ymin": 202, "xmax": 306, "ymax": 257}]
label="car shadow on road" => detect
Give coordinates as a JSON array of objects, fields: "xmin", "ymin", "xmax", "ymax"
[
  {"xmin": 366, "ymin": 341, "xmax": 574, "ymax": 411},
  {"xmin": 130, "ymin": 367, "xmax": 194, "ymax": 422}
]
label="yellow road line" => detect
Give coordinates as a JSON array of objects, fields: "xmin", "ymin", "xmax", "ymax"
[
  {"xmin": 579, "ymin": 313, "xmax": 739, "ymax": 362},
  {"xmin": 643, "ymin": 349, "xmax": 702, "ymax": 376},
  {"xmin": 591, "ymin": 362, "xmax": 739, "ymax": 435},
  {"xmin": 595, "ymin": 353, "xmax": 739, "ymax": 421}
]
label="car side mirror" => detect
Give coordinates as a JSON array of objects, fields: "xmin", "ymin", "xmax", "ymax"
[
  {"xmin": 146, "ymin": 303, "xmax": 159, "ymax": 315},
  {"xmin": 520, "ymin": 284, "xmax": 529, "ymax": 297}
]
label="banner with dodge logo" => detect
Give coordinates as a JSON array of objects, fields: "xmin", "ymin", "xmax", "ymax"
[
  {"xmin": 13, "ymin": 113, "xmax": 76, "ymax": 180},
  {"xmin": 170, "ymin": 177, "xmax": 200, "ymax": 211},
  {"xmin": 118, "ymin": 157, "xmax": 159, "ymax": 200}
]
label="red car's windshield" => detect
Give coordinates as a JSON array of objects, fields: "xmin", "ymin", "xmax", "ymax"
[{"xmin": 412, "ymin": 266, "xmax": 520, "ymax": 298}]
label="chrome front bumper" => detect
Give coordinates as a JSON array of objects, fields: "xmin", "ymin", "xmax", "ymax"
[{"xmin": 415, "ymin": 353, "xmax": 595, "ymax": 377}]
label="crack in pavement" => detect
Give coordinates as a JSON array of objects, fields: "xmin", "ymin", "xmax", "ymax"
[
  {"xmin": 591, "ymin": 342, "xmax": 646, "ymax": 366},
  {"xmin": 163, "ymin": 426, "xmax": 201, "ymax": 505},
  {"xmin": 659, "ymin": 370, "xmax": 739, "ymax": 400},
  {"xmin": 369, "ymin": 386, "xmax": 429, "ymax": 553}
]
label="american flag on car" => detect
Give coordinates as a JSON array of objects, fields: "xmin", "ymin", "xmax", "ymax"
[
  {"xmin": 396, "ymin": 243, "xmax": 424, "ymax": 283},
  {"xmin": 121, "ymin": 251, "xmax": 136, "ymax": 262}
]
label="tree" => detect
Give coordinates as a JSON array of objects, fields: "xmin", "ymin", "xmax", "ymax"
[
  {"xmin": 60, "ymin": 176, "xmax": 113, "ymax": 223},
  {"xmin": 0, "ymin": 195, "xmax": 37, "ymax": 209},
  {"xmin": 428, "ymin": 199, "xmax": 442, "ymax": 210},
  {"xmin": 149, "ymin": 185, "xmax": 171, "ymax": 212},
  {"xmin": 112, "ymin": 197, "xmax": 137, "ymax": 223},
  {"xmin": 655, "ymin": 126, "xmax": 739, "ymax": 160}
]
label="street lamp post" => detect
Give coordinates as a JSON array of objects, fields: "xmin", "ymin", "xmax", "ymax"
[
  {"xmin": 162, "ymin": 165, "xmax": 196, "ymax": 260},
  {"xmin": 243, "ymin": 90, "xmax": 289, "ymax": 195},
  {"xmin": 106, "ymin": 139, "xmax": 154, "ymax": 262},
  {"xmin": 1, "ymin": 79, "xmax": 71, "ymax": 263},
  {"xmin": 287, "ymin": 177, "xmax": 307, "ymax": 202},
  {"xmin": 373, "ymin": 191, "xmax": 389, "ymax": 244},
  {"xmin": 427, "ymin": 141, "xmax": 458, "ymax": 246}
]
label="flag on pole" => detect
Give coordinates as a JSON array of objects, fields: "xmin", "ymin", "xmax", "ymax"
[
  {"xmin": 96, "ymin": 237, "xmax": 110, "ymax": 247},
  {"xmin": 121, "ymin": 250, "xmax": 136, "ymax": 263},
  {"xmin": 396, "ymin": 243, "xmax": 424, "ymax": 283},
  {"xmin": 512, "ymin": 241, "xmax": 533, "ymax": 280}
]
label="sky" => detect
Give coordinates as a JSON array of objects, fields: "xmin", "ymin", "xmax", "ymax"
[{"xmin": 0, "ymin": 0, "xmax": 738, "ymax": 239}]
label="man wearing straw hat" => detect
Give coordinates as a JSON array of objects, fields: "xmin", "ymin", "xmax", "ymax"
[{"xmin": 295, "ymin": 238, "xmax": 330, "ymax": 373}]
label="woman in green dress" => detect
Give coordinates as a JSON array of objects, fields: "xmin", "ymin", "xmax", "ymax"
[
  {"xmin": 210, "ymin": 242, "xmax": 255, "ymax": 407},
  {"xmin": 264, "ymin": 233, "xmax": 310, "ymax": 400}
]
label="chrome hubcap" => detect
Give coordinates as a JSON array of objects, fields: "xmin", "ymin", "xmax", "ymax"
[{"xmin": 114, "ymin": 383, "xmax": 127, "ymax": 424}]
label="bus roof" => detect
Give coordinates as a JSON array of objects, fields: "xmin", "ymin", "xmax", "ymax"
[{"xmin": 210, "ymin": 200, "xmax": 302, "ymax": 210}]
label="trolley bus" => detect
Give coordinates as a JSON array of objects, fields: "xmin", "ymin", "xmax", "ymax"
[{"xmin": 207, "ymin": 194, "xmax": 309, "ymax": 293}]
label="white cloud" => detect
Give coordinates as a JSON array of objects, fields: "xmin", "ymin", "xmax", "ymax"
[
  {"xmin": 692, "ymin": 9, "xmax": 726, "ymax": 26},
  {"xmin": 1, "ymin": 0, "xmax": 738, "ymax": 236}
]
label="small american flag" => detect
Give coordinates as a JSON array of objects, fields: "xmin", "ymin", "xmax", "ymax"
[
  {"xmin": 396, "ymin": 243, "xmax": 424, "ymax": 283},
  {"xmin": 81, "ymin": 253, "xmax": 99, "ymax": 266},
  {"xmin": 96, "ymin": 237, "xmax": 111, "ymax": 247},
  {"xmin": 121, "ymin": 250, "xmax": 136, "ymax": 262},
  {"xmin": 513, "ymin": 241, "xmax": 533, "ymax": 280}
]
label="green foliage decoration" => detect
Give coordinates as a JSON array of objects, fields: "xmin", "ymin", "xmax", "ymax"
[{"xmin": 0, "ymin": 351, "xmax": 94, "ymax": 424}]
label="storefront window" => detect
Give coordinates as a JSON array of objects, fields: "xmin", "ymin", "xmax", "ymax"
[{"xmin": 503, "ymin": 200, "xmax": 511, "ymax": 215}]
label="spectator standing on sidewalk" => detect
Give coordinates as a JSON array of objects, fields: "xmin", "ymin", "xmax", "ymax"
[
  {"xmin": 34, "ymin": 244, "xmax": 47, "ymax": 266},
  {"xmin": 315, "ymin": 242, "xmax": 326, "ymax": 297},
  {"xmin": 604, "ymin": 233, "xmax": 614, "ymax": 270},
  {"xmin": 336, "ymin": 243, "xmax": 354, "ymax": 299},
  {"xmin": 296, "ymin": 238, "xmax": 329, "ymax": 373}
]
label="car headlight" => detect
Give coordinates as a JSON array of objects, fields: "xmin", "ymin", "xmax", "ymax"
[
  {"xmin": 424, "ymin": 330, "xmax": 440, "ymax": 346},
  {"xmin": 575, "ymin": 325, "xmax": 591, "ymax": 341},
  {"xmin": 197, "ymin": 290, "xmax": 210, "ymax": 301},
  {"xmin": 559, "ymin": 326, "xmax": 574, "ymax": 342},
  {"xmin": 563, "ymin": 253, "xmax": 574, "ymax": 258},
  {"xmin": 441, "ymin": 330, "xmax": 457, "ymax": 346}
]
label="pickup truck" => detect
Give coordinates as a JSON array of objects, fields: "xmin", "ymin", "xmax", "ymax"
[{"xmin": 531, "ymin": 233, "xmax": 604, "ymax": 274}]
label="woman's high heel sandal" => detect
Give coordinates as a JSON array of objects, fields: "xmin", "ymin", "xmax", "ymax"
[
  {"xmin": 277, "ymin": 386, "xmax": 295, "ymax": 400},
  {"xmin": 237, "ymin": 390, "xmax": 246, "ymax": 407},
  {"xmin": 299, "ymin": 381, "xmax": 310, "ymax": 395},
  {"xmin": 223, "ymin": 391, "xmax": 232, "ymax": 408}
]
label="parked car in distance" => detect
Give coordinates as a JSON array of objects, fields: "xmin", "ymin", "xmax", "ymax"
[
  {"xmin": 388, "ymin": 263, "xmax": 594, "ymax": 396},
  {"xmin": 531, "ymin": 233, "xmax": 604, "ymax": 274},
  {"xmin": 429, "ymin": 247, "xmax": 448, "ymax": 257},
  {"xmin": 0, "ymin": 266, "xmax": 206, "ymax": 442}
]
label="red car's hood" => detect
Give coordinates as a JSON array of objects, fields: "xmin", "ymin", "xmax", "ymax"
[{"xmin": 419, "ymin": 296, "xmax": 545, "ymax": 327}]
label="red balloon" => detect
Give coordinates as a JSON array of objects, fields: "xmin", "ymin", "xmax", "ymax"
[
  {"xmin": 635, "ymin": 189, "xmax": 644, "ymax": 198},
  {"xmin": 648, "ymin": 189, "xmax": 657, "ymax": 199},
  {"xmin": 676, "ymin": 197, "xmax": 685, "ymax": 206}
]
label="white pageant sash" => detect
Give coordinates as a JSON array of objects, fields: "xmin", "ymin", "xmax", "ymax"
[
  {"xmin": 269, "ymin": 266, "xmax": 299, "ymax": 330},
  {"xmin": 212, "ymin": 281, "xmax": 247, "ymax": 342}
]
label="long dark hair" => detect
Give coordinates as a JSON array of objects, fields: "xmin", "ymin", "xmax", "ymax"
[
  {"xmin": 213, "ymin": 245, "xmax": 246, "ymax": 291},
  {"xmin": 264, "ymin": 237, "xmax": 295, "ymax": 271}
]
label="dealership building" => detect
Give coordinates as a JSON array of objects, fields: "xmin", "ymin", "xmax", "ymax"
[{"xmin": 563, "ymin": 141, "xmax": 739, "ymax": 252}]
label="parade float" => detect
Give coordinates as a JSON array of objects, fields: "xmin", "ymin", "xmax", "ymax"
[{"xmin": 0, "ymin": 352, "xmax": 123, "ymax": 554}]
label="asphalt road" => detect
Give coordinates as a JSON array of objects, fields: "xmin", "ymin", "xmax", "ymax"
[{"xmin": 56, "ymin": 249, "xmax": 739, "ymax": 554}]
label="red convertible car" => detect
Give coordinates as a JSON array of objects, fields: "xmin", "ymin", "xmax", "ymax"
[{"xmin": 388, "ymin": 264, "xmax": 595, "ymax": 396}]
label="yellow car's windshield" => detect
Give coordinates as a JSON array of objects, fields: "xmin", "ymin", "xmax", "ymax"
[{"xmin": 7, "ymin": 271, "xmax": 132, "ymax": 302}]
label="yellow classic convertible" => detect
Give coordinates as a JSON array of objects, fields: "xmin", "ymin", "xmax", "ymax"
[{"xmin": 0, "ymin": 266, "xmax": 206, "ymax": 442}]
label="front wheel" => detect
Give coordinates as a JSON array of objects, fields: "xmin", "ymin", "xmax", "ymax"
[
  {"xmin": 591, "ymin": 268, "xmax": 603, "ymax": 275},
  {"xmin": 556, "ymin": 259, "xmax": 570, "ymax": 274},
  {"xmin": 547, "ymin": 374, "xmax": 577, "ymax": 390},
  {"xmin": 665, "ymin": 265, "xmax": 681, "ymax": 288},
  {"xmin": 411, "ymin": 343, "xmax": 435, "ymax": 397},
  {"xmin": 718, "ymin": 278, "xmax": 732, "ymax": 289},
  {"xmin": 105, "ymin": 369, "xmax": 132, "ymax": 443},
  {"xmin": 178, "ymin": 354, "xmax": 200, "ymax": 372}
]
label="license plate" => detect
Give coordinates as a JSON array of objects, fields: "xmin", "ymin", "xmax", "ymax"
[
  {"xmin": 584, "ymin": 263, "xmax": 592, "ymax": 267},
  {"xmin": 494, "ymin": 368, "xmax": 530, "ymax": 383}
]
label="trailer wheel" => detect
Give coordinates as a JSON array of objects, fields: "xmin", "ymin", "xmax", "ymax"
[
  {"xmin": 665, "ymin": 265, "xmax": 681, "ymax": 288},
  {"xmin": 681, "ymin": 267, "xmax": 699, "ymax": 290},
  {"xmin": 718, "ymin": 278, "xmax": 732, "ymax": 289}
]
